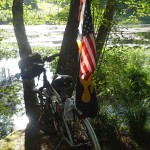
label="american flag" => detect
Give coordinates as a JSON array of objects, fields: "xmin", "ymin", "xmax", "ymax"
[
  {"xmin": 76, "ymin": 0, "xmax": 98, "ymax": 118},
  {"xmin": 78, "ymin": 0, "xmax": 97, "ymax": 80}
]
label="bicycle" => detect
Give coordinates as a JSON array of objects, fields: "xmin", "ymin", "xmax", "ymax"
[{"xmin": 18, "ymin": 53, "xmax": 101, "ymax": 150}]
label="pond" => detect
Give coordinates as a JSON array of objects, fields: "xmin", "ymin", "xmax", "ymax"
[
  {"xmin": 0, "ymin": 24, "xmax": 150, "ymax": 138},
  {"xmin": 108, "ymin": 24, "xmax": 150, "ymax": 47}
]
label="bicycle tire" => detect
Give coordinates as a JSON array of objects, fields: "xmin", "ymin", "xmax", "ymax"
[{"xmin": 61, "ymin": 114, "xmax": 101, "ymax": 150}]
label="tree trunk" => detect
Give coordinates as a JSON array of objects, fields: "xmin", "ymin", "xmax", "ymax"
[
  {"xmin": 56, "ymin": 0, "xmax": 80, "ymax": 96},
  {"xmin": 12, "ymin": 0, "xmax": 41, "ymax": 150},
  {"xmin": 96, "ymin": 0, "xmax": 116, "ymax": 60}
]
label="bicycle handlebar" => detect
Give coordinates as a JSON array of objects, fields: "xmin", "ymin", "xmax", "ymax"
[
  {"xmin": 18, "ymin": 53, "xmax": 60, "ymax": 79},
  {"xmin": 43, "ymin": 53, "xmax": 60, "ymax": 62},
  {"xmin": 18, "ymin": 53, "xmax": 59, "ymax": 70}
]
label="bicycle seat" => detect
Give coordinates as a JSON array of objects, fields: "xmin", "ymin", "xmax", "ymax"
[{"xmin": 51, "ymin": 74, "xmax": 73, "ymax": 92}]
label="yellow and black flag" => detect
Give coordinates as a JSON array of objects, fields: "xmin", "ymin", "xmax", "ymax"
[{"xmin": 76, "ymin": 0, "xmax": 98, "ymax": 118}]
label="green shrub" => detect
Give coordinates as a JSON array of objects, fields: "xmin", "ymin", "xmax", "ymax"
[
  {"xmin": 126, "ymin": 107, "xmax": 148, "ymax": 138},
  {"xmin": 94, "ymin": 46, "xmax": 150, "ymax": 141}
]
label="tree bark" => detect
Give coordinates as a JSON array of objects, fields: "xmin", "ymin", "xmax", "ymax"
[
  {"xmin": 56, "ymin": 0, "xmax": 80, "ymax": 96},
  {"xmin": 12, "ymin": 0, "xmax": 41, "ymax": 150},
  {"xmin": 96, "ymin": 0, "xmax": 116, "ymax": 60}
]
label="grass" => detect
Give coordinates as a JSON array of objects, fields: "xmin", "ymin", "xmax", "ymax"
[{"xmin": 0, "ymin": 130, "xmax": 25, "ymax": 150}]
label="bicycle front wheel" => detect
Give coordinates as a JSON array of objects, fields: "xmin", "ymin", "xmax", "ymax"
[{"xmin": 63, "ymin": 114, "xmax": 101, "ymax": 150}]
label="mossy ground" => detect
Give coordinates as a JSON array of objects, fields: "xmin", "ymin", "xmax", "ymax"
[{"xmin": 0, "ymin": 130, "xmax": 25, "ymax": 150}]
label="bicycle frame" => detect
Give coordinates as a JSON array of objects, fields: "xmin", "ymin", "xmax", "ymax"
[{"xmin": 27, "ymin": 55, "xmax": 101, "ymax": 150}]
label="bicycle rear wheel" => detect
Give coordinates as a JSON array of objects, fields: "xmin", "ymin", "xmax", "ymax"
[{"xmin": 62, "ymin": 113, "xmax": 101, "ymax": 150}]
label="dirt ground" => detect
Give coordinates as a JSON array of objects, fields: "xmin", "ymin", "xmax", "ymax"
[{"xmin": 0, "ymin": 129, "xmax": 71, "ymax": 150}]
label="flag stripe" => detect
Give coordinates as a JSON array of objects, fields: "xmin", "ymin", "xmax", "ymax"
[
  {"xmin": 80, "ymin": 35, "xmax": 96, "ymax": 75},
  {"xmin": 81, "ymin": 41, "xmax": 95, "ymax": 72},
  {"xmin": 83, "ymin": 34, "xmax": 96, "ymax": 68},
  {"xmin": 80, "ymin": 50, "xmax": 90, "ymax": 76},
  {"xmin": 90, "ymin": 33, "xmax": 96, "ymax": 51},
  {"xmin": 82, "ymin": 41, "xmax": 93, "ymax": 70},
  {"xmin": 89, "ymin": 34, "xmax": 97, "ymax": 59}
]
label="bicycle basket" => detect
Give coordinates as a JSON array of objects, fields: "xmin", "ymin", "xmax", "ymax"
[
  {"xmin": 18, "ymin": 53, "xmax": 42, "ymax": 70},
  {"xmin": 21, "ymin": 64, "xmax": 44, "ymax": 79}
]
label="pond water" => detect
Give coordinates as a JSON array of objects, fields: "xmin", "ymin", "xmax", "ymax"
[
  {"xmin": 0, "ymin": 25, "xmax": 65, "ymax": 47},
  {"xmin": 0, "ymin": 24, "xmax": 150, "ymax": 136},
  {"xmin": 108, "ymin": 24, "xmax": 150, "ymax": 47}
]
